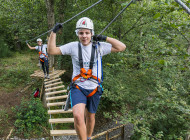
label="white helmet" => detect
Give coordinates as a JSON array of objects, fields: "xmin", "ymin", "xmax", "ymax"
[
  {"xmin": 76, "ymin": 17, "xmax": 94, "ymax": 30},
  {"xmin": 37, "ymin": 38, "xmax": 42, "ymax": 42},
  {"xmin": 75, "ymin": 17, "xmax": 94, "ymax": 36}
]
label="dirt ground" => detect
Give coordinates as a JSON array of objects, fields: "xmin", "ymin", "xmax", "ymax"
[{"xmin": 0, "ymin": 85, "xmax": 33, "ymax": 138}]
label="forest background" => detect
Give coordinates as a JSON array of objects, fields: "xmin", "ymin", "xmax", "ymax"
[{"xmin": 0, "ymin": 0, "xmax": 189, "ymax": 139}]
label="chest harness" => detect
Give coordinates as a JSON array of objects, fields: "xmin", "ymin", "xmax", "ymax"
[
  {"xmin": 72, "ymin": 42, "xmax": 102, "ymax": 97},
  {"xmin": 38, "ymin": 45, "xmax": 48, "ymax": 62}
]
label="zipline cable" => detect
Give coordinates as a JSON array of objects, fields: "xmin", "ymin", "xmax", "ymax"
[
  {"xmin": 94, "ymin": 0, "xmax": 136, "ymax": 86},
  {"xmin": 175, "ymin": 0, "xmax": 190, "ymax": 15},
  {"xmin": 27, "ymin": 0, "xmax": 102, "ymax": 43},
  {"xmin": 98, "ymin": 0, "xmax": 135, "ymax": 35}
]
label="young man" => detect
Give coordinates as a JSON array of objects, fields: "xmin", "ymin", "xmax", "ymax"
[
  {"xmin": 48, "ymin": 17, "xmax": 126, "ymax": 140},
  {"xmin": 27, "ymin": 38, "xmax": 50, "ymax": 79}
]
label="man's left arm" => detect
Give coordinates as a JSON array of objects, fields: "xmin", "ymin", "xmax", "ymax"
[
  {"xmin": 93, "ymin": 35, "xmax": 126, "ymax": 53},
  {"xmin": 106, "ymin": 37, "xmax": 126, "ymax": 53}
]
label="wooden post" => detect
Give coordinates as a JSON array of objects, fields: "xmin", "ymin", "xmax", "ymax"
[
  {"xmin": 106, "ymin": 132, "xmax": 109, "ymax": 140},
  {"xmin": 121, "ymin": 125, "xmax": 125, "ymax": 140}
]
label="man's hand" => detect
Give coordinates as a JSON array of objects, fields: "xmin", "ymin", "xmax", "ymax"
[
  {"xmin": 52, "ymin": 23, "xmax": 63, "ymax": 33},
  {"xmin": 26, "ymin": 40, "xmax": 28, "ymax": 44},
  {"xmin": 93, "ymin": 35, "xmax": 107, "ymax": 41}
]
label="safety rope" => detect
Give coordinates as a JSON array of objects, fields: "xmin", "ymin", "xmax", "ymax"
[
  {"xmin": 92, "ymin": 0, "xmax": 136, "ymax": 85},
  {"xmin": 26, "ymin": 0, "xmax": 102, "ymax": 43},
  {"xmin": 175, "ymin": 0, "xmax": 190, "ymax": 15},
  {"xmin": 98, "ymin": 0, "xmax": 135, "ymax": 36}
]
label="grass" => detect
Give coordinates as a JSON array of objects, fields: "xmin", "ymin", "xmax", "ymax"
[
  {"xmin": 0, "ymin": 106, "xmax": 10, "ymax": 136},
  {"xmin": 0, "ymin": 50, "xmax": 44, "ymax": 138},
  {"xmin": 0, "ymin": 51, "xmax": 39, "ymax": 92}
]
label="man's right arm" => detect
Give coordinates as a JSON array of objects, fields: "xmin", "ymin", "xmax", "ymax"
[
  {"xmin": 47, "ymin": 32, "xmax": 62, "ymax": 55},
  {"xmin": 48, "ymin": 23, "xmax": 63, "ymax": 55},
  {"xmin": 27, "ymin": 43, "xmax": 36, "ymax": 50}
]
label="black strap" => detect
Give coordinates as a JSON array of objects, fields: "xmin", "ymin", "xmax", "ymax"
[
  {"xmin": 41, "ymin": 44, "xmax": 43, "ymax": 52},
  {"xmin": 90, "ymin": 42, "xmax": 96, "ymax": 69},
  {"xmin": 78, "ymin": 42, "xmax": 96, "ymax": 69},
  {"xmin": 38, "ymin": 44, "xmax": 43, "ymax": 52},
  {"xmin": 78, "ymin": 42, "xmax": 83, "ymax": 69}
]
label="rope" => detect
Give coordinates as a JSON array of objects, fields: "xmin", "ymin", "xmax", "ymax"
[
  {"xmin": 175, "ymin": 0, "xmax": 190, "ymax": 15},
  {"xmin": 98, "ymin": 0, "xmax": 135, "ymax": 35},
  {"xmin": 27, "ymin": 0, "xmax": 102, "ymax": 43}
]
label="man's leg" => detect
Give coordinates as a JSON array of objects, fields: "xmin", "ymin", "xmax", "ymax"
[
  {"xmin": 40, "ymin": 61, "xmax": 46, "ymax": 78},
  {"xmin": 44, "ymin": 58, "xmax": 49, "ymax": 78},
  {"xmin": 73, "ymin": 103, "xmax": 87, "ymax": 140},
  {"xmin": 85, "ymin": 109, "xmax": 95, "ymax": 138}
]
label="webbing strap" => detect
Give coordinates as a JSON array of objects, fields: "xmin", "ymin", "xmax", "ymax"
[
  {"xmin": 41, "ymin": 44, "xmax": 43, "ymax": 52},
  {"xmin": 78, "ymin": 42, "xmax": 83, "ymax": 69},
  {"xmin": 90, "ymin": 42, "xmax": 96, "ymax": 69},
  {"xmin": 78, "ymin": 42, "xmax": 96, "ymax": 69},
  {"xmin": 75, "ymin": 84, "xmax": 98, "ymax": 98}
]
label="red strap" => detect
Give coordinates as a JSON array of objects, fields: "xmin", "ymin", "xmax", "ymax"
[
  {"xmin": 40, "ymin": 58, "xmax": 44, "ymax": 62},
  {"xmin": 75, "ymin": 84, "xmax": 98, "ymax": 98},
  {"xmin": 39, "ymin": 51, "xmax": 48, "ymax": 58},
  {"xmin": 72, "ymin": 68, "xmax": 100, "ymax": 83},
  {"xmin": 86, "ymin": 87, "xmax": 98, "ymax": 97}
]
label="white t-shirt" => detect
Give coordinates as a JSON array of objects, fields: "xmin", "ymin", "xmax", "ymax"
[
  {"xmin": 59, "ymin": 41, "xmax": 112, "ymax": 89},
  {"xmin": 35, "ymin": 44, "xmax": 48, "ymax": 58}
]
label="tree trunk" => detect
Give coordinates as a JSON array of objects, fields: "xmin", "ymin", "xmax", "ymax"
[{"xmin": 45, "ymin": 0, "xmax": 55, "ymax": 73}]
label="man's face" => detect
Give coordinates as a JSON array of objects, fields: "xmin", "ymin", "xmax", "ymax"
[
  {"xmin": 78, "ymin": 29, "xmax": 92, "ymax": 46},
  {"xmin": 37, "ymin": 41, "xmax": 42, "ymax": 46}
]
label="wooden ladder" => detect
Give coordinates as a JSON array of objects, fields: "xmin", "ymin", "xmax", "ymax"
[{"xmin": 44, "ymin": 74, "xmax": 77, "ymax": 137}]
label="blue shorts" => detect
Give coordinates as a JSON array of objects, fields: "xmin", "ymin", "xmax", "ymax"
[{"xmin": 70, "ymin": 85, "xmax": 103, "ymax": 113}]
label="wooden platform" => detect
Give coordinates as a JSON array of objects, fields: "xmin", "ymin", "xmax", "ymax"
[{"xmin": 30, "ymin": 69, "xmax": 66, "ymax": 79}]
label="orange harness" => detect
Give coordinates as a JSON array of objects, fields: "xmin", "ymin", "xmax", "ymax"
[
  {"xmin": 39, "ymin": 52, "xmax": 48, "ymax": 62},
  {"xmin": 72, "ymin": 42, "xmax": 101, "ymax": 97},
  {"xmin": 38, "ymin": 45, "xmax": 48, "ymax": 62}
]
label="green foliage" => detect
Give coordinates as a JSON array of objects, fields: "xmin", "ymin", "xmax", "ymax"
[
  {"xmin": 13, "ymin": 97, "xmax": 49, "ymax": 138},
  {"xmin": 0, "ymin": 0, "xmax": 190, "ymax": 139},
  {"xmin": 0, "ymin": 51, "xmax": 38, "ymax": 92},
  {"xmin": 0, "ymin": 107, "xmax": 10, "ymax": 136},
  {"xmin": 0, "ymin": 36, "xmax": 12, "ymax": 58}
]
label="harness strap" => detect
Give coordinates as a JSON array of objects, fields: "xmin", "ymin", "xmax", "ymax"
[
  {"xmin": 72, "ymin": 42, "xmax": 101, "ymax": 97},
  {"xmin": 78, "ymin": 43, "xmax": 83, "ymax": 69},
  {"xmin": 40, "ymin": 58, "xmax": 44, "ymax": 62},
  {"xmin": 39, "ymin": 44, "xmax": 48, "ymax": 58},
  {"xmin": 73, "ymin": 42, "xmax": 98, "ymax": 82},
  {"xmin": 90, "ymin": 42, "xmax": 96, "ymax": 69},
  {"xmin": 78, "ymin": 42, "xmax": 95, "ymax": 69},
  {"xmin": 75, "ymin": 84, "xmax": 98, "ymax": 98}
]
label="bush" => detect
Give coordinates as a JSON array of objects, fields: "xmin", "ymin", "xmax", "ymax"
[
  {"xmin": 100, "ymin": 52, "xmax": 190, "ymax": 139},
  {"xmin": 13, "ymin": 97, "xmax": 49, "ymax": 138}
]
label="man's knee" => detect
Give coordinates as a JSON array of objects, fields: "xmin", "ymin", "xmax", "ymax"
[
  {"xmin": 73, "ymin": 104, "xmax": 86, "ymax": 124},
  {"xmin": 86, "ymin": 112, "xmax": 95, "ymax": 121}
]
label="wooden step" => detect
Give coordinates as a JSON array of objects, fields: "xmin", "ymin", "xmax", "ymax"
[
  {"xmin": 45, "ymin": 85, "xmax": 65, "ymax": 92},
  {"xmin": 45, "ymin": 78, "xmax": 61, "ymax": 85},
  {"xmin": 47, "ymin": 102, "xmax": 65, "ymax": 107},
  {"xmin": 44, "ymin": 75, "xmax": 60, "ymax": 82},
  {"xmin": 46, "ymin": 90, "xmax": 67, "ymax": 96},
  {"xmin": 50, "ymin": 130, "xmax": 77, "ymax": 136},
  {"xmin": 46, "ymin": 95, "xmax": 68, "ymax": 101},
  {"xmin": 48, "ymin": 109, "xmax": 73, "ymax": 114},
  {"xmin": 45, "ymin": 81, "xmax": 63, "ymax": 88},
  {"xmin": 49, "ymin": 118, "xmax": 74, "ymax": 124},
  {"xmin": 45, "ymin": 71, "xmax": 65, "ymax": 82}
]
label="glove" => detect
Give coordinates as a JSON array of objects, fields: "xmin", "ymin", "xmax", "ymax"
[
  {"xmin": 52, "ymin": 23, "xmax": 63, "ymax": 33},
  {"xmin": 26, "ymin": 40, "xmax": 28, "ymax": 44},
  {"xmin": 93, "ymin": 35, "xmax": 107, "ymax": 41}
]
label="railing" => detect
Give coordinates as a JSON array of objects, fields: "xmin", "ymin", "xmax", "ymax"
[{"xmin": 92, "ymin": 124, "xmax": 125, "ymax": 140}]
